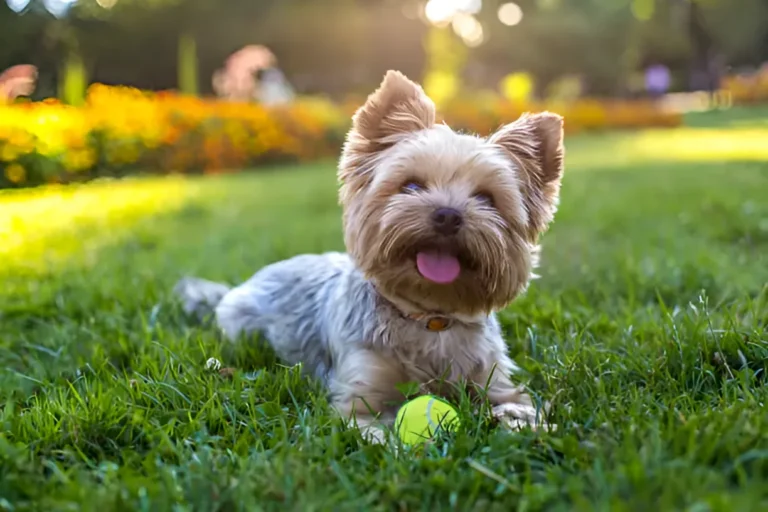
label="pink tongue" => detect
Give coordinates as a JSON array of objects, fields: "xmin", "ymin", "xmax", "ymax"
[{"xmin": 416, "ymin": 251, "xmax": 461, "ymax": 284}]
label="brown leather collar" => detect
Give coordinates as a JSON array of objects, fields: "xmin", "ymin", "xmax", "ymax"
[{"xmin": 372, "ymin": 283, "xmax": 457, "ymax": 332}]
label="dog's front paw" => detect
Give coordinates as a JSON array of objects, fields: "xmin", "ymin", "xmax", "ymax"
[{"xmin": 492, "ymin": 402, "xmax": 555, "ymax": 432}]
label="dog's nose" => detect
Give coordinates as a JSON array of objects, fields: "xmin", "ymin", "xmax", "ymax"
[{"xmin": 431, "ymin": 207, "xmax": 463, "ymax": 235}]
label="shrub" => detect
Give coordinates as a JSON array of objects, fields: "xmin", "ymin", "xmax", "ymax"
[
  {"xmin": 1, "ymin": 84, "xmax": 682, "ymax": 189},
  {"xmin": 720, "ymin": 67, "xmax": 768, "ymax": 104}
]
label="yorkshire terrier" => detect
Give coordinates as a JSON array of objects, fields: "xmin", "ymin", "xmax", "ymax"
[{"xmin": 174, "ymin": 70, "xmax": 565, "ymax": 442}]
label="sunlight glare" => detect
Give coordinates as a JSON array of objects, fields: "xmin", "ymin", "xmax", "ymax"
[
  {"xmin": 42, "ymin": 0, "xmax": 76, "ymax": 18},
  {"xmin": 424, "ymin": 0, "xmax": 458, "ymax": 24},
  {"xmin": 452, "ymin": 14, "xmax": 485, "ymax": 46},
  {"xmin": 498, "ymin": 2, "xmax": 523, "ymax": 26},
  {"xmin": 96, "ymin": 0, "xmax": 118, "ymax": 9},
  {"xmin": 6, "ymin": 0, "xmax": 30, "ymax": 12},
  {"xmin": 424, "ymin": 0, "xmax": 482, "ymax": 25},
  {"xmin": 0, "ymin": 178, "xmax": 197, "ymax": 276}
]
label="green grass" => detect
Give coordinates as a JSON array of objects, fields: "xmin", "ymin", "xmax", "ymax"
[{"xmin": 1, "ymin": 108, "xmax": 767, "ymax": 511}]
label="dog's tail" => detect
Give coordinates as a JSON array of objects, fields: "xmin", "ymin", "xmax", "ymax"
[{"xmin": 173, "ymin": 277, "xmax": 232, "ymax": 321}]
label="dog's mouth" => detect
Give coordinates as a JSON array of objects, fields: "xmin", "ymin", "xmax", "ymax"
[
  {"xmin": 416, "ymin": 250, "xmax": 461, "ymax": 284},
  {"xmin": 412, "ymin": 243, "xmax": 476, "ymax": 285}
]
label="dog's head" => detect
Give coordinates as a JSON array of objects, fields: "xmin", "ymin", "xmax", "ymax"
[{"xmin": 338, "ymin": 70, "xmax": 565, "ymax": 316}]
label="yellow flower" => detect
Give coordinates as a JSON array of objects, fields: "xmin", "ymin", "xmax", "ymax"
[
  {"xmin": 63, "ymin": 148, "xmax": 96, "ymax": 172},
  {"xmin": 1, "ymin": 144, "xmax": 22, "ymax": 161},
  {"xmin": 0, "ymin": 82, "xmax": 687, "ymax": 188},
  {"xmin": 4, "ymin": 163, "xmax": 26, "ymax": 184}
]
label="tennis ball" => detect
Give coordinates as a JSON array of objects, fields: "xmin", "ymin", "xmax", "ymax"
[{"xmin": 395, "ymin": 395, "xmax": 460, "ymax": 445}]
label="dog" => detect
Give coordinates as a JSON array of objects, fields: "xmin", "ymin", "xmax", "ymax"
[{"xmin": 174, "ymin": 70, "xmax": 565, "ymax": 442}]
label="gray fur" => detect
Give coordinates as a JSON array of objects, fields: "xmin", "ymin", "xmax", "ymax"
[
  {"xmin": 174, "ymin": 251, "xmax": 547, "ymax": 437},
  {"xmin": 172, "ymin": 70, "xmax": 563, "ymax": 441}
]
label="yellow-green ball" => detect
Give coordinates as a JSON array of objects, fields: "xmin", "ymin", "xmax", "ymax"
[{"xmin": 395, "ymin": 395, "xmax": 460, "ymax": 445}]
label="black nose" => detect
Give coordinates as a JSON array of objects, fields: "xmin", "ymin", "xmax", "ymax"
[{"xmin": 431, "ymin": 207, "xmax": 463, "ymax": 235}]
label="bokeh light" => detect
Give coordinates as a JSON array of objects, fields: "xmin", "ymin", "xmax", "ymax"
[
  {"xmin": 424, "ymin": 0, "xmax": 457, "ymax": 25},
  {"xmin": 457, "ymin": 0, "xmax": 481, "ymax": 15},
  {"xmin": 42, "ymin": 0, "xmax": 75, "ymax": 18},
  {"xmin": 424, "ymin": 0, "xmax": 483, "ymax": 24},
  {"xmin": 423, "ymin": 0, "xmax": 486, "ymax": 46},
  {"xmin": 497, "ymin": 2, "xmax": 523, "ymax": 27},
  {"xmin": 452, "ymin": 13, "xmax": 484, "ymax": 47},
  {"xmin": 96, "ymin": 0, "xmax": 118, "ymax": 9},
  {"xmin": 6, "ymin": 0, "xmax": 31, "ymax": 13}
]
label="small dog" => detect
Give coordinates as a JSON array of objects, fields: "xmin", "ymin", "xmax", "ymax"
[{"xmin": 174, "ymin": 70, "xmax": 565, "ymax": 441}]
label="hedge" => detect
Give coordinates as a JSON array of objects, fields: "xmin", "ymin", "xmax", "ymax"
[{"xmin": 0, "ymin": 84, "xmax": 683, "ymax": 188}]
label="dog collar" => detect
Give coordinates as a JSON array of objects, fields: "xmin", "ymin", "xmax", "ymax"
[
  {"xmin": 407, "ymin": 312, "xmax": 454, "ymax": 332},
  {"xmin": 372, "ymin": 283, "xmax": 456, "ymax": 332}
]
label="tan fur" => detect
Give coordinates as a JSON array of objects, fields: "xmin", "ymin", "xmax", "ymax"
[
  {"xmin": 339, "ymin": 71, "xmax": 565, "ymax": 317},
  {"xmin": 179, "ymin": 70, "xmax": 565, "ymax": 442},
  {"xmin": 329, "ymin": 70, "xmax": 564, "ymax": 437},
  {"xmin": 488, "ymin": 112, "xmax": 565, "ymax": 240},
  {"xmin": 339, "ymin": 70, "xmax": 436, "ymax": 202}
]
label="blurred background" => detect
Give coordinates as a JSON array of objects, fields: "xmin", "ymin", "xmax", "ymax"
[
  {"xmin": 1, "ymin": 0, "xmax": 767, "ymax": 187},
  {"xmin": 3, "ymin": 0, "xmax": 768, "ymax": 99}
]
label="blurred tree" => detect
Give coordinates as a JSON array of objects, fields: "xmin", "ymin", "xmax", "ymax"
[
  {"xmin": 698, "ymin": 0, "xmax": 768, "ymax": 66},
  {"xmin": 69, "ymin": 0, "xmax": 384, "ymax": 96},
  {"xmin": 0, "ymin": 1, "xmax": 61, "ymax": 99},
  {"xmin": 477, "ymin": 0, "xmax": 768, "ymax": 96},
  {"xmin": 423, "ymin": 26, "xmax": 467, "ymax": 106},
  {"xmin": 1, "ymin": 0, "xmax": 766, "ymax": 99},
  {"xmin": 0, "ymin": 3, "xmax": 41, "ymax": 67},
  {"xmin": 71, "ymin": 0, "xmax": 224, "ymax": 95},
  {"xmin": 60, "ymin": 46, "xmax": 86, "ymax": 104},
  {"xmin": 476, "ymin": 0, "xmax": 637, "ymax": 95}
]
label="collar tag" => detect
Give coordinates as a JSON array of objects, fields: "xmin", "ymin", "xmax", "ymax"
[
  {"xmin": 408, "ymin": 313, "xmax": 453, "ymax": 332},
  {"xmin": 426, "ymin": 316, "xmax": 452, "ymax": 331}
]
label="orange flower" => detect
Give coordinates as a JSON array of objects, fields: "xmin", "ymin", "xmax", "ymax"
[{"xmin": 0, "ymin": 83, "xmax": 683, "ymax": 188}]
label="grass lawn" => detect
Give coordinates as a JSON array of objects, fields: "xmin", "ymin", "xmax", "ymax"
[{"xmin": 1, "ymin": 107, "xmax": 768, "ymax": 510}]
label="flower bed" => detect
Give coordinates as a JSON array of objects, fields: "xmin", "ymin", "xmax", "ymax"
[
  {"xmin": 720, "ymin": 67, "xmax": 768, "ymax": 105},
  {"xmin": 439, "ymin": 96, "xmax": 682, "ymax": 136},
  {"xmin": 1, "ymin": 84, "xmax": 682, "ymax": 188}
]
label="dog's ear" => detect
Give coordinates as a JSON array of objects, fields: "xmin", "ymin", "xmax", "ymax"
[
  {"xmin": 488, "ymin": 112, "xmax": 565, "ymax": 238},
  {"xmin": 352, "ymin": 70, "xmax": 435, "ymax": 144},
  {"xmin": 339, "ymin": 71, "xmax": 435, "ymax": 196}
]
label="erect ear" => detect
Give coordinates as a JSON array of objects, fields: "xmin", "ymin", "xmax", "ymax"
[
  {"xmin": 352, "ymin": 70, "xmax": 435, "ymax": 144},
  {"xmin": 488, "ymin": 112, "xmax": 565, "ymax": 239},
  {"xmin": 338, "ymin": 70, "xmax": 435, "ymax": 192}
]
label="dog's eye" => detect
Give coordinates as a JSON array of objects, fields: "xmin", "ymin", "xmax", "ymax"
[
  {"xmin": 474, "ymin": 193, "xmax": 494, "ymax": 207},
  {"xmin": 402, "ymin": 182, "xmax": 424, "ymax": 193}
]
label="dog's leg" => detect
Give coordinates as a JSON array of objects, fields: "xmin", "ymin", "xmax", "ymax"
[
  {"xmin": 327, "ymin": 349, "xmax": 409, "ymax": 444},
  {"xmin": 472, "ymin": 354, "xmax": 553, "ymax": 432}
]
